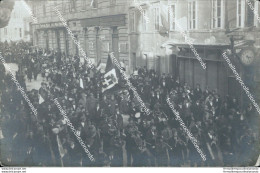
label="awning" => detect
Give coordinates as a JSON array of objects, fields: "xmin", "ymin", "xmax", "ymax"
[{"xmin": 161, "ymin": 39, "xmax": 230, "ymax": 49}]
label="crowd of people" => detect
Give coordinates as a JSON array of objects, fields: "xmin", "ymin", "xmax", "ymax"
[{"xmin": 0, "ymin": 41, "xmax": 259, "ymax": 167}]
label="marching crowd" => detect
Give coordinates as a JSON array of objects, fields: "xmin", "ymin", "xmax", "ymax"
[{"xmin": 0, "ymin": 42, "xmax": 259, "ymax": 167}]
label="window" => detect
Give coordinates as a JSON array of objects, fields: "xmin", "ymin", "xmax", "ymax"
[
  {"xmin": 19, "ymin": 28, "xmax": 22, "ymax": 38},
  {"xmin": 212, "ymin": 0, "xmax": 222, "ymax": 28},
  {"xmin": 237, "ymin": 0, "xmax": 254, "ymax": 27},
  {"xmin": 153, "ymin": 8, "xmax": 160, "ymax": 31},
  {"xmin": 91, "ymin": 0, "xmax": 98, "ymax": 9},
  {"xmin": 237, "ymin": 0, "xmax": 245, "ymax": 27},
  {"xmin": 188, "ymin": 1, "xmax": 196, "ymax": 29},
  {"xmin": 129, "ymin": 11, "xmax": 135, "ymax": 32},
  {"xmin": 169, "ymin": 4, "xmax": 176, "ymax": 30},
  {"xmin": 142, "ymin": 9, "xmax": 147, "ymax": 31}
]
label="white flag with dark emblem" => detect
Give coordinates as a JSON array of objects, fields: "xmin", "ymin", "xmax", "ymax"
[{"xmin": 102, "ymin": 69, "xmax": 118, "ymax": 92}]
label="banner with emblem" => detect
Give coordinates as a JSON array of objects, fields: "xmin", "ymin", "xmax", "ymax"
[{"xmin": 102, "ymin": 68, "xmax": 118, "ymax": 92}]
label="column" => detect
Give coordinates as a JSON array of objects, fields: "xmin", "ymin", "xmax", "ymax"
[
  {"xmin": 84, "ymin": 28, "xmax": 89, "ymax": 56},
  {"xmin": 111, "ymin": 26, "xmax": 119, "ymax": 60}
]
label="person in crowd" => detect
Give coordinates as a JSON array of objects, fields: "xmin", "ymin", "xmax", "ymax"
[{"xmin": 0, "ymin": 42, "xmax": 258, "ymax": 167}]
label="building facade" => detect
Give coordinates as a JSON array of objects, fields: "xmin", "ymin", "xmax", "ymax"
[
  {"xmin": 30, "ymin": 0, "xmax": 260, "ymax": 102},
  {"xmin": 31, "ymin": 0, "xmax": 131, "ymax": 69},
  {"xmin": 0, "ymin": 1, "xmax": 32, "ymax": 42},
  {"xmin": 129, "ymin": 0, "xmax": 260, "ymax": 101}
]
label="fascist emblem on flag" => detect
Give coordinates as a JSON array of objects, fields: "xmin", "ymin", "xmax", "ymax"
[{"xmin": 102, "ymin": 69, "xmax": 118, "ymax": 92}]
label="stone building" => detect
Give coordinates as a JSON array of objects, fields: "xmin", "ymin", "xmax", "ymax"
[
  {"xmin": 31, "ymin": 0, "xmax": 131, "ymax": 68},
  {"xmin": 30, "ymin": 0, "xmax": 260, "ymax": 102},
  {"xmin": 129, "ymin": 0, "xmax": 260, "ymax": 101}
]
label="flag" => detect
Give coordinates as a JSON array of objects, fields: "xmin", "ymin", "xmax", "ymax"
[
  {"xmin": 39, "ymin": 94, "xmax": 45, "ymax": 104},
  {"xmin": 80, "ymin": 78, "xmax": 84, "ymax": 89},
  {"xmin": 105, "ymin": 54, "xmax": 115, "ymax": 72},
  {"xmin": 159, "ymin": 4, "xmax": 170, "ymax": 37},
  {"xmin": 102, "ymin": 69, "xmax": 118, "ymax": 92}
]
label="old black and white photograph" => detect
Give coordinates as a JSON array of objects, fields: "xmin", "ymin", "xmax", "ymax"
[{"xmin": 0, "ymin": 0, "xmax": 260, "ymax": 170}]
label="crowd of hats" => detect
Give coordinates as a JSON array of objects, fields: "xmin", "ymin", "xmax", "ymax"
[{"xmin": 0, "ymin": 41, "xmax": 259, "ymax": 167}]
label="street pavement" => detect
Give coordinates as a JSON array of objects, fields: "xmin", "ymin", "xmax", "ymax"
[{"xmin": 4, "ymin": 63, "xmax": 45, "ymax": 91}]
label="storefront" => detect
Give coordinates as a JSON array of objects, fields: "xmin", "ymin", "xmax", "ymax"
[
  {"xmin": 167, "ymin": 43, "xmax": 238, "ymax": 98},
  {"xmin": 80, "ymin": 14, "xmax": 128, "ymax": 65},
  {"xmin": 33, "ymin": 21, "xmax": 67, "ymax": 54}
]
